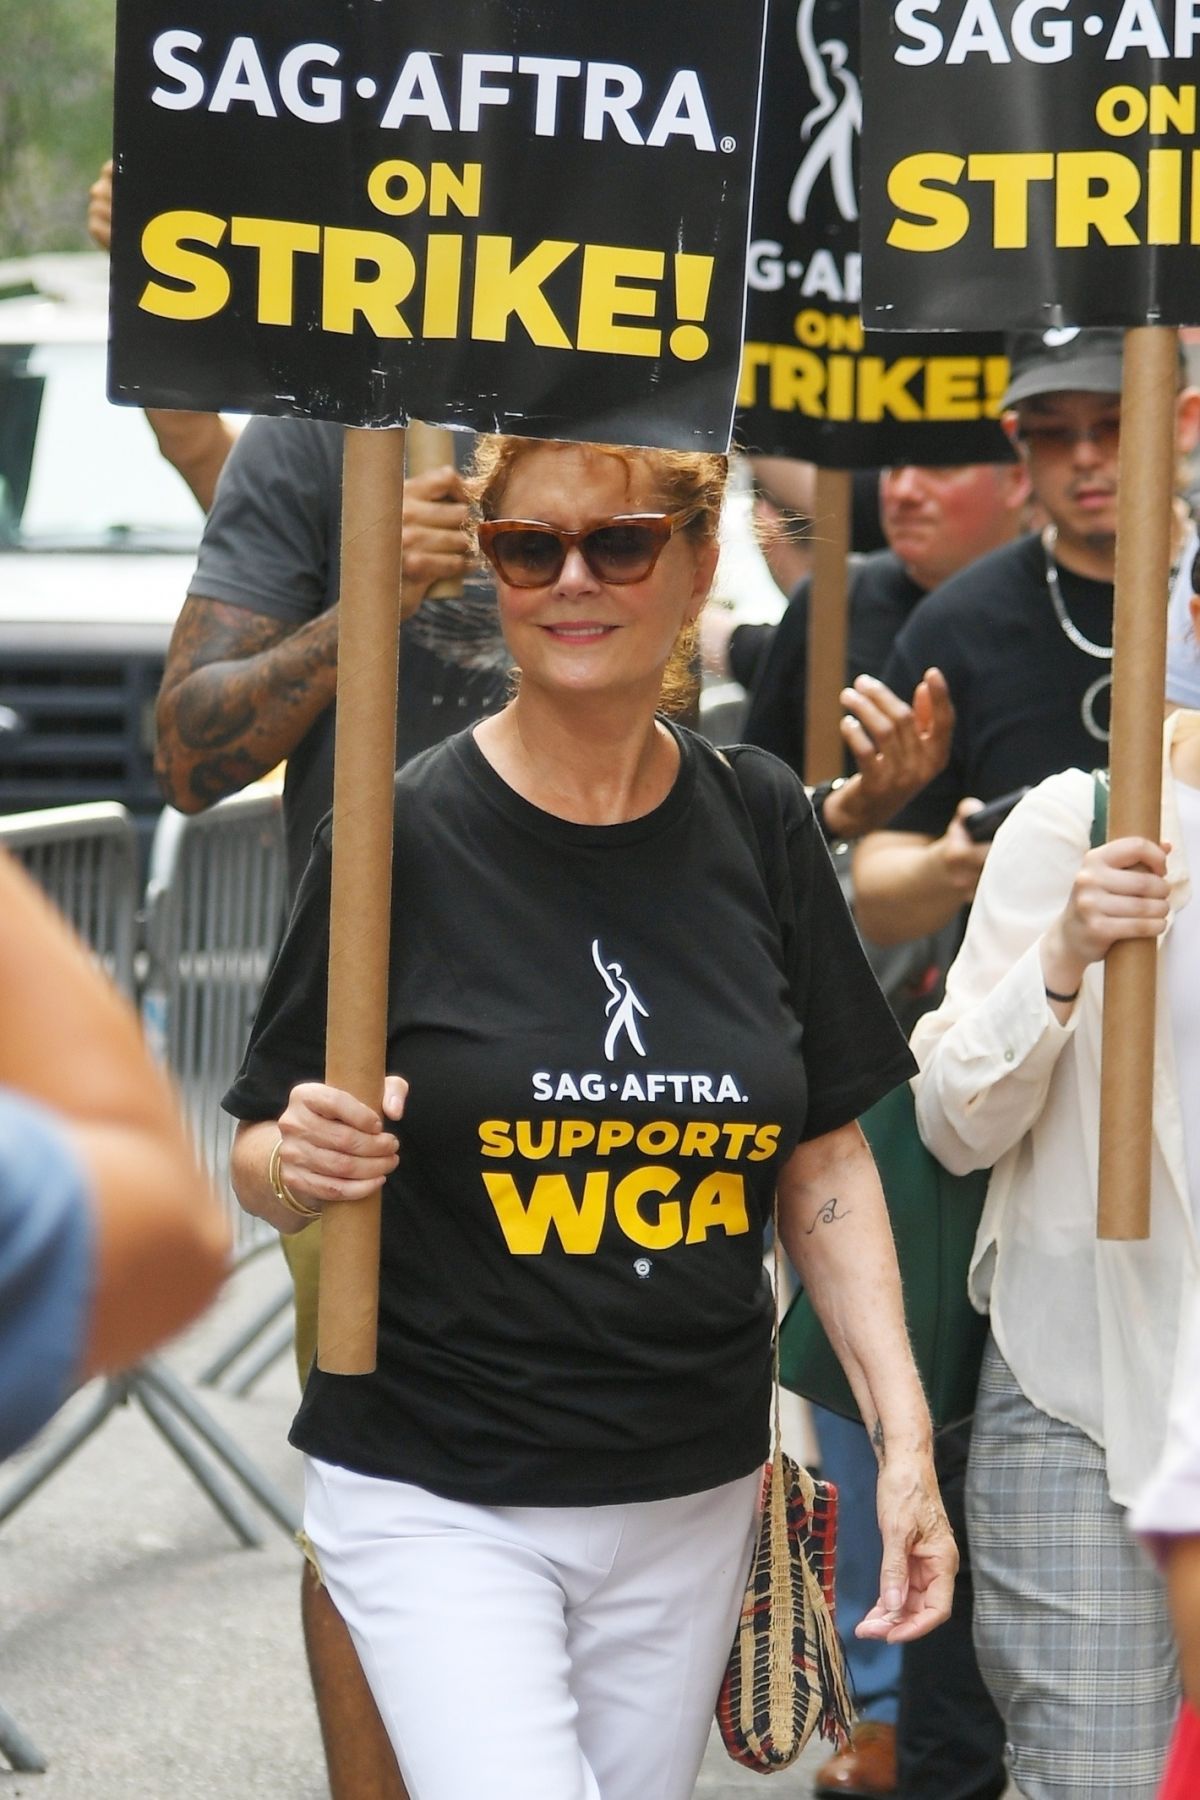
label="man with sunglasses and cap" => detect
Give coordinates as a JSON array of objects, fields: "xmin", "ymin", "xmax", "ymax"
[
  {"xmin": 853, "ymin": 327, "xmax": 1200, "ymax": 950},
  {"xmin": 154, "ymin": 413, "xmax": 515, "ymax": 1800}
]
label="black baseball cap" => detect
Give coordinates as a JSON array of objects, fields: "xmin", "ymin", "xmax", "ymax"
[
  {"xmin": 1002, "ymin": 326, "xmax": 1188, "ymax": 408},
  {"xmin": 1001, "ymin": 328, "xmax": 1125, "ymax": 408}
]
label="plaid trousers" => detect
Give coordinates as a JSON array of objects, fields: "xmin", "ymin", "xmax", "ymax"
[{"xmin": 965, "ymin": 1336, "xmax": 1179, "ymax": 1799}]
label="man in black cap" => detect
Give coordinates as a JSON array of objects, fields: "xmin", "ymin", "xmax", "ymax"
[{"xmin": 853, "ymin": 326, "xmax": 1199, "ymax": 948}]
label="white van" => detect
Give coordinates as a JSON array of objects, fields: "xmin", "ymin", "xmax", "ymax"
[{"xmin": 0, "ymin": 253, "xmax": 203, "ymax": 858}]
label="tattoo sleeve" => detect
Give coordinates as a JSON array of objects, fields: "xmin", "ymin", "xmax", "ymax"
[{"xmin": 156, "ymin": 599, "xmax": 339, "ymax": 809}]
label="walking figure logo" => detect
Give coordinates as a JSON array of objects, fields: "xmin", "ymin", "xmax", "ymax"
[
  {"xmin": 591, "ymin": 939, "xmax": 649, "ymax": 1062},
  {"xmin": 788, "ymin": 0, "xmax": 861, "ymax": 226}
]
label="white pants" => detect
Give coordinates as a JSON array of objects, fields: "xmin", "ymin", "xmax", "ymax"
[{"xmin": 303, "ymin": 1457, "xmax": 760, "ymax": 1800}]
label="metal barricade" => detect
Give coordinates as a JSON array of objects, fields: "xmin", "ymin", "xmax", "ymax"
[
  {"xmin": 142, "ymin": 785, "xmax": 297, "ymax": 1396},
  {"xmin": 0, "ymin": 796, "xmax": 299, "ymax": 1572},
  {"xmin": 0, "ymin": 802, "xmax": 138, "ymax": 993},
  {"xmin": 143, "ymin": 785, "xmax": 287, "ymax": 1260}
]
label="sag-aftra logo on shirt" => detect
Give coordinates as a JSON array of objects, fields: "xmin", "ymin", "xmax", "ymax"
[{"xmin": 476, "ymin": 937, "xmax": 782, "ymax": 1258}]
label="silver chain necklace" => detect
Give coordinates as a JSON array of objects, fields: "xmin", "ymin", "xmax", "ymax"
[{"xmin": 1041, "ymin": 528, "xmax": 1113, "ymax": 661}]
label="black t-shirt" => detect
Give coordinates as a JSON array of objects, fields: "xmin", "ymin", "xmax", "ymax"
[
  {"xmin": 189, "ymin": 416, "xmax": 512, "ymax": 897},
  {"xmin": 741, "ymin": 552, "xmax": 926, "ymax": 780},
  {"xmin": 882, "ymin": 533, "xmax": 1114, "ymax": 837},
  {"xmin": 223, "ymin": 725, "xmax": 914, "ymax": 1506}
]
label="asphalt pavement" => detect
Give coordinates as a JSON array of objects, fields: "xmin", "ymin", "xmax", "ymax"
[{"xmin": 0, "ymin": 1250, "xmax": 836, "ymax": 1798}]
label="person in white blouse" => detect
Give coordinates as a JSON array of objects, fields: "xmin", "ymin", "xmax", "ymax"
[{"xmin": 909, "ymin": 549, "xmax": 1200, "ymax": 1800}]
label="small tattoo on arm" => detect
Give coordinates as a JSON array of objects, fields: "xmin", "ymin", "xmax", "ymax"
[
  {"xmin": 872, "ymin": 1418, "xmax": 885, "ymax": 1458},
  {"xmin": 805, "ymin": 1196, "xmax": 851, "ymax": 1233}
]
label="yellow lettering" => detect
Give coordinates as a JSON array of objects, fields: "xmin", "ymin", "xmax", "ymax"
[
  {"xmin": 792, "ymin": 310, "xmax": 863, "ymax": 352},
  {"xmin": 482, "ymin": 1170, "xmax": 609, "ymax": 1255},
  {"xmin": 429, "ymin": 162, "xmax": 483, "ymax": 218},
  {"xmin": 680, "ymin": 1121, "xmax": 721, "ymax": 1158},
  {"xmin": 831, "ymin": 313, "xmax": 863, "ymax": 351},
  {"xmin": 471, "ymin": 236, "xmax": 575, "ymax": 348},
  {"xmin": 769, "ymin": 347, "xmax": 825, "ymax": 415},
  {"xmin": 1148, "ymin": 150, "xmax": 1183, "ymax": 244},
  {"xmin": 513, "ymin": 1120, "xmax": 557, "ymax": 1160},
  {"xmin": 748, "ymin": 1124, "xmax": 782, "ymax": 1163},
  {"xmin": 367, "ymin": 160, "xmax": 427, "ymax": 216},
  {"xmin": 479, "ymin": 1120, "xmax": 514, "ymax": 1158},
  {"xmin": 1056, "ymin": 152, "xmax": 1140, "ymax": 247},
  {"xmin": 139, "ymin": 210, "xmax": 230, "ymax": 321},
  {"xmin": 924, "ymin": 356, "xmax": 986, "ymax": 420},
  {"xmin": 857, "ymin": 357, "xmax": 924, "ymax": 423},
  {"xmin": 1150, "ymin": 86, "xmax": 1195, "ymax": 136},
  {"xmin": 558, "ymin": 1120, "xmax": 597, "ymax": 1158},
  {"xmin": 422, "ymin": 234, "xmax": 463, "ymax": 337},
  {"xmin": 613, "ymin": 1167, "xmax": 683, "ymax": 1250},
  {"xmin": 721, "ymin": 1123, "xmax": 758, "ymax": 1160},
  {"xmin": 636, "ymin": 1120, "xmax": 681, "ymax": 1157},
  {"xmin": 685, "ymin": 1172, "xmax": 750, "ymax": 1244},
  {"xmin": 597, "ymin": 1119, "xmax": 635, "ymax": 1156},
  {"xmin": 826, "ymin": 354, "xmax": 856, "ymax": 421},
  {"xmin": 321, "ymin": 227, "xmax": 416, "ymax": 336},
  {"xmin": 576, "ymin": 245, "xmax": 663, "ymax": 357},
  {"xmin": 1096, "ymin": 85, "xmax": 1147, "ymax": 136},
  {"xmin": 228, "ymin": 216, "xmax": 320, "ymax": 326},
  {"xmin": 966, "ymin": 153, "xmax": 1054, "ymax": 249},
  {"xmin": 795, "ymin": 308, "xmax": 828, "ymax": 348},
  {"xmin": 886, "ymin": 154, "xmax": 970, "ymax": 252},
  {"xmin": 738, "ymin": 342, "xmax": 772, "ymax": 409},
  {"xmin": 367, "ymin": 162, "xmax": 481, "ymax": 220}
]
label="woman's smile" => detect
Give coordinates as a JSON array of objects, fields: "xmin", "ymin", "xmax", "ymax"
[{"xmin": 540, "ymin": 620, "xmax": 618, "ymax": 641}]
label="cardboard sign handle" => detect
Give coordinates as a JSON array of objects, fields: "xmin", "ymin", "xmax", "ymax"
[
  {"xmin": 1097, "ymin": 326, "xmax": 1179, "ymax": 1243},
  {"xmin": 805, "ymin": 468, "xmax": 852, "ymax": 784},
  {"xmin": 317, "ymin": 427, "xmax": 407, "ymax": 1374}
]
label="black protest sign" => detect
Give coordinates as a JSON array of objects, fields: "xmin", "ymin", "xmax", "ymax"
[
  {"xmin": 861, "ymin": 0, "xmax": 1200, "ymax": 332},
  {"xmin": 108, "ymin": 1, "xmax": 768, "ymax": 450},
  {"xmin": 736, "ymin": 0, "xmax": 1010, "ymax": 466}
]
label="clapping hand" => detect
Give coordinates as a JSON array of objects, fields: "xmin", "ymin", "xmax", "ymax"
[{"xmin": 821, "ymin": 667, "xmax": 955, "ymax": 840}]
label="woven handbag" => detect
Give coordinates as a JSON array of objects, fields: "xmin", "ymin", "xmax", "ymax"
[{"xmin": 715, "ymin": 1217, "xmax": 853, "ymax": 1770}]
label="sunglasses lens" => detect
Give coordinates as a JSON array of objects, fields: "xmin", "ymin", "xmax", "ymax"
[
  {"xmin": 584, "ymin": 523, "xmax": 661, "ymax": 582},
  {"xmin": 491, "ymin": 528, "xmax": 564, "ymax": 585}
]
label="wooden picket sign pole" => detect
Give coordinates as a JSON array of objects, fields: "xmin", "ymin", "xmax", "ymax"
[
  {"xmin": 804, "ymin": 467, "xmax": 852, "ymax": 784},
  {"xmin": 408, "ymin": 420, "xmax": 464, "ymax": 600},
  {"xmin": 1097, "ymin": 325, "xmax": 1179, "ymax": 1242},
  {"xmin": 317, "ymin": 426, "xmax": 407, "ymax": 1374}
]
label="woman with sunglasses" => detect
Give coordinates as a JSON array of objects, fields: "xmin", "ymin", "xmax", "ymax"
[{"xmin": 224, "ymin": 435, "xmax": 955, "ymax": 1800}]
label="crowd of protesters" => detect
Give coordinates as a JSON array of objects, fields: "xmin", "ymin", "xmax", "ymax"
[{"xmin": 1, "ymin": 158, "xmax": 1198, "ymax": 1800}]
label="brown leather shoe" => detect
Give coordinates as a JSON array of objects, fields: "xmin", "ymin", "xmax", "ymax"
[{"xmin": 812, "ymin": 1720, "xmax": 897, "ymax": 1797}]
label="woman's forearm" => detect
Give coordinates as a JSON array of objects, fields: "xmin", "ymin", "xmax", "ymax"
[
  {"xmin": 777, "ymin": 1119, "xmax": 931, "ymax": 1461},
  {"xmin": 231, "ymin": 1117, "xmax": 315, "ymax": 1236},
  {"xmin": 777, "ymin": 1119, "xmax": 957, "ymax": 1640}
]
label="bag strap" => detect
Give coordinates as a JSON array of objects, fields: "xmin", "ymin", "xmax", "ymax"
[
  {"xmin": 1090, "ymin": 768, "xmax": 1110, "ymax": 851},
  {"xmin": 715, "ymin": 748, "xmax": 792, "ymax": 1469}
]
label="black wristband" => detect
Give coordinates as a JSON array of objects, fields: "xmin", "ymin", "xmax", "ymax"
[
  {"xmin": 1044, "ymin": 983, "xmax": 1081, "ymax": 1004},
  {"xmin": 809, "ymin": 777, "xmax": 847, "ymax": 845}
]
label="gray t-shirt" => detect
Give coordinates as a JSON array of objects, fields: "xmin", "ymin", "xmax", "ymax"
[{"xmin": 188, "ymin": 416, "xmax": 511, "ymax": 896}]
